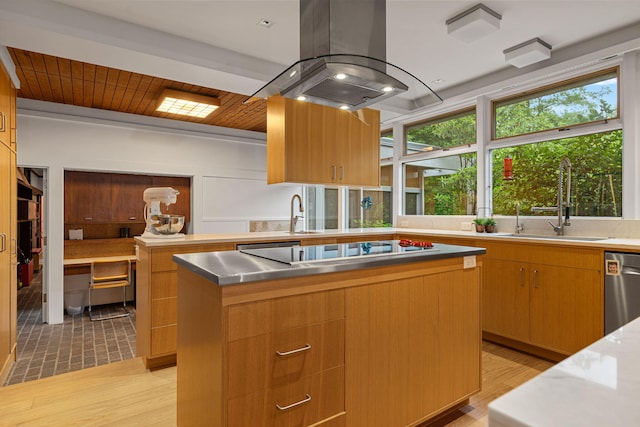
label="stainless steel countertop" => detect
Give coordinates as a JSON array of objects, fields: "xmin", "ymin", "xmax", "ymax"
[{"xmin": 173, "ymin": 242, "xmax": 485, "ymax": 285}]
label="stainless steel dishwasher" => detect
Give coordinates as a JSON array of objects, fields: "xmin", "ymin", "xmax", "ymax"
[{"xmin": 605, "ymin": 251, "xmax": 640, "ymax": 334}]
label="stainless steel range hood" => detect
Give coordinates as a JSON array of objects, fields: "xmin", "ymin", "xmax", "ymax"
[{"xmin": 246, "ymin": 0, "xmax": 442, "ymax": 113}]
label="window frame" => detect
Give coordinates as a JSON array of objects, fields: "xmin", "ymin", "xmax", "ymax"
[{"xmin": 491, "ymin": 67, "xmax": 620, "ymax": 142}]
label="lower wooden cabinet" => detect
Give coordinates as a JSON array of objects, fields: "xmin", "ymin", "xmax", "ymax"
[
  {"xmin": 135, "ymin": 242, "xmax": 236, "ymax": 369},
  {"xmin": 482, "ymin": 242, "xmax": 603, "ymax": 357}
]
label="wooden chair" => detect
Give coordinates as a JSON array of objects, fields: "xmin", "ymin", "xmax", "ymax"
[{"xmin": 89, "ymin": 259, "xmax": 131, "ymax": 321}]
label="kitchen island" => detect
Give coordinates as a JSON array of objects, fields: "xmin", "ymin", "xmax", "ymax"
[{"xmin": 173, "ymin": 240, "xmax": 485, "ymax": 427}]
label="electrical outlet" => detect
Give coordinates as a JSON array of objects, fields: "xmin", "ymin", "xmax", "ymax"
[
  {"xmin": 400, "ymin": 221, "xmax": 409, "ymax": 227},
  {"xmin": 461, "ymin": 222, "xmax": 472, "ymax": 231}
]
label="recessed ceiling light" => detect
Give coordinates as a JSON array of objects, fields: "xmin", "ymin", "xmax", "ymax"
[
  {"xmin": 339, "ymin": 105, "xmax": 350, "ymax": 110},
  {"xmin": 296, "ymin": 96, "xmax": 306, "ymax": 101},
  {"xmin": 289, "ymin": 70, "xmax": 297, "ymax": 78},
  {"xmin": 257, "ymin": 18, "xmax": 274, "ymax": 28},
  {"xmin": 156, "ymin": 89, "xmax": 220, "ymax": 118},
  {"xmin": 334, "ymin": 73, "xmax": 347, "ymax": 80},
  {"xmin": 382, "ymin": 86, "xmax": 394, "ymax": 92}
]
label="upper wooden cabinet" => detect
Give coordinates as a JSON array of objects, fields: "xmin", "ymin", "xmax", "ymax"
[
  {"xmin": 267, "ymin": 96, "xmax": 381, "ymax": 187},
  {"xmin": 64, "ymin": 171, "xmax": 112, "ymax": 223},
  {"xmin": 0, "ymin": 62, "xmax": 10, "ymax": 148},
  {"xmin": 65, "ymin": 171, "xmax": 191, "ymax": 226},
  {"xmin": 111, "ymin": 174, "xmax": 151, "ymax": 223}
]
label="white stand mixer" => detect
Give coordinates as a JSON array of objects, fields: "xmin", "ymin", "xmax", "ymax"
[{"xmin": 141, "ymin": 187, "xmax": 185, "ymax": 238}]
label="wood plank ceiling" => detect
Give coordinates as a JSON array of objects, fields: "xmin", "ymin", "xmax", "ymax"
[{"xmin": 8, "ymin": 47, "xmax": 267, "ymax": 133}]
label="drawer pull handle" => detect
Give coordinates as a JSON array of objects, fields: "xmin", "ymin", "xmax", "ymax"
[
  {"xmin": 0, "ymin": 112, "xmax": 5, "ymax": 132},
  {"xmin": 275, "ymin": 394, "xmax": 311, "ymax": 411},
  {"xmin": 276, "ymin": 343, "xmax": 311, "ymax": 357},
  {"xmin": 0, "ymin": 233, "xmax": 6, "ymax": 253},
  {"xmin": 129, "ymin": 216, "xmax": 136, "ymax": 220},
  {"xmin": 84, "ymin": 217, "xmax": 93, "ymax": 221}
]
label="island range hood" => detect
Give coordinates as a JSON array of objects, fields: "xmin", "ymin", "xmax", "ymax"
[{"xmin": 247, "ymin": 0, "xmax": 442, "ymax": 113}]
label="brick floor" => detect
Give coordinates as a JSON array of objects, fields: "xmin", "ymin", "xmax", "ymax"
[{"xmin": 3, "ymin": 271, "xmax": 137, "ymax": 386}]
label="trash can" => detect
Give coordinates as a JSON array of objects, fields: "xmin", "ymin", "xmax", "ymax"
[{"xmin": 65, "ymin": 289, "xmax": 87, "ymax": 316}]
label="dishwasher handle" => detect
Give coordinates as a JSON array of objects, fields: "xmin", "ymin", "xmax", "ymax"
[{"xmin": 621, "ymin": 266, "xmax": 640, "ymax": 276}]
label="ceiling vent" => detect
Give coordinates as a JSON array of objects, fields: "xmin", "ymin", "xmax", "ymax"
[{"xmin": 246, "ymin": 0, "xmax": 441, "ymax": 113}]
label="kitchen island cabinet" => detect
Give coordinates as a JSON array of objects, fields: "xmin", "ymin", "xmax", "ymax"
[
  {"xmin": 174, "ymin": 242, "xmax": 484, "ymax": 427},
  {"xmin": 133, "ymin": 231, "xmax": 394, "ymax": 369}
]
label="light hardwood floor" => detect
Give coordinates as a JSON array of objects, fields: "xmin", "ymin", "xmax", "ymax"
[{"xmin": 0, "ymin": 342, "xmax": 552, "ymax": 426}]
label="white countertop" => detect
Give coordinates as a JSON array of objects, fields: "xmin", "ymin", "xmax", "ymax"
[
  {"xmin": 488, "ymin": 316, "xmax": 640, "ymax": 426},
  {"xmin": 133, "ymin": 227, "xmax": 640, "ymax": 251}
]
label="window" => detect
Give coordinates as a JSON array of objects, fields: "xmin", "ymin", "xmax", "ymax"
[
  {"xmin": 404, "ymin": 153, "xmax": 477, "ymax": 215},
  {"xmin": 306, "ymin": 187, "xmax": 339, "ymax": 230},
  {"xmin": 405, "ymin": 109, "xmax": 476, "ymax": 155},
  {"xmin": 491, "ymin": 68, "xmax": 622, "ymax": 217},
  {"xmin": 348, "ymin": 189, "xmax": 392, "ymax": 228},
  {"xmin": 491, "ymin": 130, "xmax": 622, "ymax": 217},
  {"xmin": 493, "ymin": 69, "xmax": 618, "ymax": 139}
]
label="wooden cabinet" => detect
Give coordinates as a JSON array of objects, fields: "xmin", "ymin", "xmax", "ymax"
[
  {"xmin": 226, "ymin": 290, "xmax": 345, "ymax": 426},
  {"xmin": 0, "ymin": 60, "xmax": 17, "ymax": 385},
  {"xmin": 64, "ymin": 171, "xmax": 191, "ymax": 239},
  {"xmin": 64, "ymin": 171, "xmax": 112, "ymax": 223},
  {"xmin": 482, "ymin": 242, "xmax": 603, "ymax": 357},
  {"xmin": 345, "ymin": 266, "xmax": 481, "ymax": 426},
  {"xmin": 267, "ymin": 96, "xmax": 380, "ymax": 187},
  {"xmin": 0, "ymin": 62, "xmax": 9, "ymax": 144},
  {"xmin": 135, "ymin": 242, "xmax": 236, "ymax": 369},
  {"xmin": 111, "ymin": 174, "xmax": 150, "ymax": 223}
]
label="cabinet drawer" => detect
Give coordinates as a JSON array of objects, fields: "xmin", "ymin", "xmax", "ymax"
[
  {"xmin": 152, "ymin": 297, "xmax": 177, "ymax": 327},
  {"xmin": 151, "ymin": 250, "xmax": 180, "ymax": 272},
  {"xmin": 151, "ymin": 271, "xmax": 177, "ymax": 298},
  {"xmin": 227, "ymin": 289, "xmax": 345, "ymax": 341},
  {"xmin": 228, "ymin": 319, "xmax": 345, "ymax": 399},
  {"xmin": 151, "ymin": 325, "xmax": 177, "ymax": 355},
  {"xmin": 228, "ymin": 365, "xmax": 345, "ymax": 427},
  {"xmin": 151, "ymin": 244, "xmax": 236, "ymax": 272}
]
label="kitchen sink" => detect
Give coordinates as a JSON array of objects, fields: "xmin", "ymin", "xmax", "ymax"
[{"xmin": 497, "ymin": 233, "xmax": 608, "ymax": 241}]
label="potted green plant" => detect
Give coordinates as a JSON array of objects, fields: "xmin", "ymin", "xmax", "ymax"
[
  {"xmin": 473, "ymin": 218, "xmax": 486, "ymax": 233},
  {"xmin": 484, "ymin": 218, "xmax": 497, "ymax": 233}
]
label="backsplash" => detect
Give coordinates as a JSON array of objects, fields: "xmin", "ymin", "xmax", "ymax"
[
  {"xmin": 397, "ymin": 215, "xmax": 640, "ymax": 239},
  {"xmin": 249, "ymin": 220, "xmax": 290, "ymax": 232}
]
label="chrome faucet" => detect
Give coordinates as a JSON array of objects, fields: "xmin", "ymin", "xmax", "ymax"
[
  {"xmin": 289, "ymin": 194, "xmax": 304, "ymax": 233},
  {"xmin": 515, "ymin": 203, "xmax": 524, "ymax": 234},
  {"xmin": 531, "ymin": 158, "xmax": 572, "ymax": 235}
]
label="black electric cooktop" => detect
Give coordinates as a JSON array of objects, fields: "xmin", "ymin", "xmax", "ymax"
[{"xmin": 239, "ymin": 240, "xmax": 437, "ymax": 265}]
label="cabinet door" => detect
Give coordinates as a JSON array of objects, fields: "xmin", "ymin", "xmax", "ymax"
[
  {"xmin": 64, "ymin": 171, "xmax": 112, "ymax": 223},
  {"xmin": 340, "ymin": 108, "xmax": 380, "ymax": 186},
  {"xmin": 267, "ymin": 96, "xmax": 380, "ymax": 186},
  {"xmin": 0, "ymin": 144, "xmax": 11, "ymax": 368},
  {"xmin": 0, "ymin": 62, "xmax": 9, "ymax": 147},
  {"xmin": 482, "ymin": 259, "xmax": 530, "ymax": 341},
  {"xmin": 111, "ymin": 174, "xmax": 150, "ymax": 223},
  {"xmin": 529, "ymin": 264, "xmax": 602, "ymax": 354}
]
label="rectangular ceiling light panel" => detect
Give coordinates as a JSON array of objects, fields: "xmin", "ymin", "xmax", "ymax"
[{"xmin": 156, "ymin": 89, "xmax": 220, "ymax": 118}]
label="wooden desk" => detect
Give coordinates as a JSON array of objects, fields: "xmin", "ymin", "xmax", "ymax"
[{"xmin": 64, "ymin": 255, "xmax": 137, "ymax": 276}]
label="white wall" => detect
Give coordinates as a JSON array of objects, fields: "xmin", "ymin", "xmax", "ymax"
[{"xmin": 16, "ymin": 101, "xmax": 301, "ymax": 324}]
